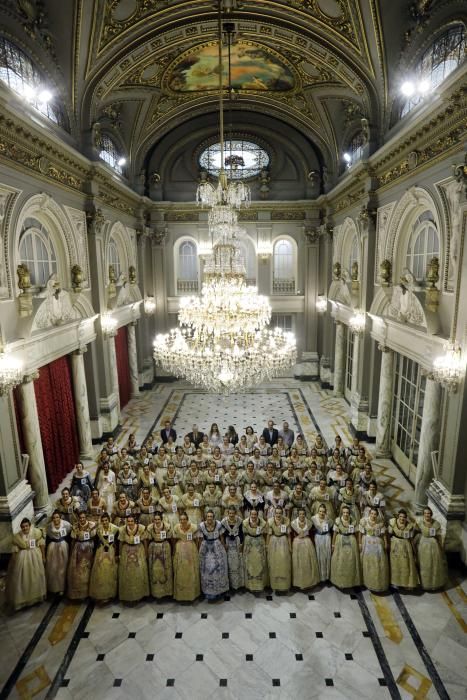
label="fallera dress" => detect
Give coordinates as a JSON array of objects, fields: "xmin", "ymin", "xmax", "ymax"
[
  {"xmin": 221, "ymin": 516, "xmax": 245, "ymax": 590},
  {"xmin": 45, "ymin": 519, "xmax": 72, "ymax": 594},
  {"xmin": 67, "ymin": 521, "xmax": 97, "ymax": 599},
  {"xmin": 199, "ymin": 521, "xmax": 229, "ymax": 599},
  {"xmin": 172, "ymin": 522, "xmax": 200, "ymax": 601},
  {"xmin": 416, "ymin": 518, "xmax": 447, "ymax": 591},
  {"xmin": 359, "ymin": 518, "xmax": 389, "ymax": 592},
  {"xmin": 267, "ymin": 518, "xmax": 292, "ymax": 592},
  {"xmin": 330, "ymin": 517, "xmax": 362, "ymax": 588},
  {"xmin": 311, "ymin": 514, "xmax": 333, "ymax": 581},
  {"xmin": 118, "ymin": 524, "xmax": 150, "ymax": 602},
  {"xmin": 291, "ymin": 517, "xmax": 319, "ymax": 590},
  {"xmin": 242, "ymin": 517, "xmax": 269, "ymax": 592},
  {"xmin": 388, "ymin": 518, "xmax": 419, "ymax": 589},
  {"xmin": 146, "ymin": 523, "xmax": 173, "ymax": 599},
  {"xmin": 89, "ymin": 523, "xmax": 119, "ymax": 601},
  {"xmin": 6, "ymin": 528, "xmax": 47, "ymax": 610}
]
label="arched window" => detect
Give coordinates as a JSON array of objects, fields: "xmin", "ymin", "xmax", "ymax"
[
  {"xmin": 199, "ymin": 139, "xmax": 269, "ymax": 180},
  {"xmin": 0, "ymin": 36, "xmax": 67, "ymax": 129},
  {"xmin": 98, "ymin": 133, "xmax": 125, "ymax": 174},
  {"xmin": 347, "ymin": 132, "xmax": 365, "ymax": 165},
  {"xmin": 401, "ymin": 24, "xmax": 465, "ymax": 117},
  {"xmin": 177, "ymin": 240, "xmax": 199, "ymax": 293},
  {"xmin": 108, "ymin": 237, "xmax": 121, "ymax": 279},
  {"xmin": 19, "ymin": 218, "xmax": 57, "ymax": 287},
  {"xmin": 405, "ymin": 211, "xmax": 440, "ymax": 282},
  {"xmin": 273, "ymin": 238, "xmax": 296, "ymax": 294}
]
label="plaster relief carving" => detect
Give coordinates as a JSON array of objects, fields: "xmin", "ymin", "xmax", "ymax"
[
  {"xmin": 33, "ymin": 274, "xmax": 79, "ymax": 330},
  {"xmin": 443, "ymin": 179, "xmax": 464, "ymax": 284},
  {"xmin": 65, "ymin": 206, "xmax": 90, "ymax": 287},
  {"xmin": 388, "ymin": 272, "xmax": 426, "ymax": 328}
]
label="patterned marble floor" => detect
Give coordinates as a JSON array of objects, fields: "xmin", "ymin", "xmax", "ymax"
[{"xmin": 1, "ymin": 379, "xmax": 466, "ymax": 700}]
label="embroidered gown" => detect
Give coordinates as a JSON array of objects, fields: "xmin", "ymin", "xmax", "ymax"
[
  {"xmin": 67, "ymin": 521, "xmax": 97, "ymax": 599},
  {"xmin": 118, "ymin": 524, "xmax": 150, "ymax": 602},
  {"xmin": 267, "ymin": 518, "xmax": 292, "ymax": 592},
  {"xmin": 45, "ymin": 519, "xmax": 72, "ymax": 594},
  {"xmin": 311, "ymin": 514, "xmax": 333, "ymax": 581},
  {"xmin": 6, "ymin": 528, "xmax": 47, "ymax": 610},
  {"xmin": 172, "ymin": 522, "xmax": 200, "ymax": 601},
  {"xmin": 416, "ymin": 518, "xmax": 447, "ymax": 591},
  {"xmin": 388, "ymin": 518, "xmax": 419, "ymax": 589},
  {"xmin": 291, "ymin": 517, "xmax": 319, "ymax": 590},
  {"xmin": 221, "ymin": 516, "xmax": 244, "ymax": 590},
  {"xmin": 330, "ymin": 517, "xmax": 362, "ymax": 588},
  {"xmin": 359, "ymin": 518, "xmax": 389, "ymax": 592},
  {"xmin": 199, "ymin": 521, "xmax": 229, "ymax": 599},
  {"xmin": 89, "ymin": 523, "xmax": 119, "ymax": 601},
  {"xmin": 147, "ymin": 523, "xmax": 173, "ymax": 599},
  {"xmin": 242, "ymin": 517, "xmax": 269, "ymax": 592}
]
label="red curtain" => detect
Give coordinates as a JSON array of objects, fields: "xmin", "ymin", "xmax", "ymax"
[
  {"xmin": 34, "ymin": 356, "xmax": 80, "ymax": 492},
  {"xmin": 115, "ymin": 325, "xmax": 131, "ymax": 409}
]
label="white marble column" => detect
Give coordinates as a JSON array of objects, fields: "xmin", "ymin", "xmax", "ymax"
[
  {"xmin": 17, "ymin": 373, "xmax": 50, "ymax": 514},
  {"xmin": 375, "ymin": 345, "xmax": 395, "ymax": 457},
  {"xmin": 108, "ymin": 334, "xmax": 121, "ymax": 412},
  {"xmin": 333, "ymin": 321, "xmax": 345, "ymax": 397},
  {"xmin": 127, "ymin": 322, "xmax": 140, "ymax": 398},
  {"xmin": 70, "ymin": 347, "xmax": 94, "ymax": 459},
  {"xmin": 414, "ymin": 375, "xmax": 442, "ymax": 510}
]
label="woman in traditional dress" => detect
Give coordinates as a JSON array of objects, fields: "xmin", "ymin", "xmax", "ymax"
[
  {"xmin": 180, "ymin": 482, "xmax": 204, "ymax": 526},
  {"xmin": 203, "ymin": 482, "xmax": 224, "ymax": 520},
  {"xmin": 118, "ymin": 515, "xmax": 149, "ymax": 603},
  {"xmin": 67, "ymin": 511, "xmax": 97, "ymax": 599},
  {"xmin": 242, "ymin": 509, "xmax": 268, "ymax": 593},
  {"xmin": 222, "ymin": 483, "xmax": 244, "ymax": 516},
  {"xmin": 244, "ymin": 425, "xmax": 257, "ymax": 451},
  {"xmin": 243, "ymin": 481, "xmax": 264, "ymax": 518},
  {"xmin": 147, "ymin": 513, "xmax": 173, "ymax": 599},
  {"xmin": 388, "ymin": 509, "xmax": 419, "ymax": 590},
  {"xmin": 291, "ymin": 508, "xmax": 319, "ymax": 590},
  {"xmin": 221, "ymin": 506, "xmax": 244, "ymax": 590},
  {"xmin": 303, "ymin": 461, "xmax": 324, "ymax": 495},
  {"xmin": 70, "ymin": 462, "xmax": 94, "ymax": 508},
  {"xmin": 137, "ymin": 463, "xmax": 160, "ymax": 500},
  {"xmin": 95, "ymin": 461, "xmax": 117, "ymax": 514},
  {"xmin": 264, "ymin": 481, "xmax": 289, "ymax": 520},
  {"xmin": 209, "ymin": 423, "xmax": 222, "ymax": 447},
  {"xmin": 158, "ymin": 487, "xmax": 180, "ymax": 530},
  {"xmin": 6, "ymin": 518, "xmax": 46, "ymax": 610},
  {"xmin": 126, "ymin": 433, "xmax": 138, "ymax": 456},
  {"xmin": 200, "ymin": 435, "xmax": 212, "ymax": 460},
  {"xmin": 359, "ymin": 507, "xmax": 389, "ymax": 593},
  {"xmin": 116, "ymin": 462, "xmax": 138, "ymax": 501},
  {"xmin": 162, "ymin": 462, "xmax": 184, "ymax": 498},
  {"xmin": 360, "ymin": 480, "xmax": 385, "ymax": 521},
  {"xmin": 199, "ymin": 510, "xmax": 229, "ymax": 600},
  {"xmin": 54, "ymin": 487, "xmax": 80, "ymax": 524},
  {"xmin": 267, "ymin": 506, "xmax": 292, "ymax": 594},
  {"xmin": 112, "ymin": 492, "xmax": 137, "ymax": 526},
  {"xmin": 293, "ymin": 434, "xmax": 308, "ymax": 456},
  {"xmin": 183, "ymin": 462, "xmax": 205, "ymax": 493},
  {"xmin": 87, "ymin": 488, "xmax": 107, "ymax": 523},
  {"xmin": 288, "ymin": 483, "xmax": 309, "ymax": 520},
  {"xmin": 89, "ymin": 512, "xmax": 119, "ymax": 603},
  {"xmin": 136, "ymin": 486, "xmax": 159, "ymax": 527},
  {"xmin": 330, "ymin": 505, "xmax": 362, "ymax": 589},
  {"xmin": 338, "ymin": 478, "xmax": 361, "ymax": 524},
  {"xmin": 172, "ymin": 512, "xmax": 200, "ymax": 601},
  {"xmin": 416, "ymin": 507, "xmax": 447, "ymax": 591},
  {"xmin": 45, "ymin": 510, "xmax": 72, "ymax": 594},
  {"xmin": 311, "ymin": 503, "xmax": 333, "ymax": 582},
  {"xmin": 182, "ymin": 435, "xmax": 195, "ymax": 456},
  {"xmin": 204, "ymin": 462, "xmax": 224, "ymax": 490},
  {"xmin": 309, "ymin": 478, "xmax": 336, "ymax": 519}
]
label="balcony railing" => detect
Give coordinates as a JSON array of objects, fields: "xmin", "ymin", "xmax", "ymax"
[
  {"xmin": 177, "ymin": 279, "xmax": 199, "ymax": 294},
  {"xmin": 272, "ymin": 278, "xmax": 296, "ymax": 295}
]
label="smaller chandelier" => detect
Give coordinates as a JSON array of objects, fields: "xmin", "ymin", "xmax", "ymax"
[
  {"xmin": 433, "ymin": 341, "xmax": 464, "ymax": 393},
  {"xmin": 197, "ymin": 170, "xmax": 251, "ymax": 211},
  {"xmin": 143, "ymin": 296, "xmax": 156, "ymax": 315},
  {"xmin": 101, "ymin": 312, "xmax": 118, "ymax": 338},
  {"xmin": 316, "ymin": 296, "xmax": 327, "ymax": 313},
  {"xmin": 349, "ymin": 311, "xmax": 366, "ymax": 335},
  {"xmin": 0, "ymin": 347, "xmax": 23, "ymax": 395}
]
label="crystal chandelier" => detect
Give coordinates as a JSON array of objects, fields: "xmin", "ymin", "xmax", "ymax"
[
  {"xmin": 0, "ymin": 347, "xmax": 23, "ymax": 395},
  {"xmin": 433, "ymin": 341, "xmax": 464, "ymax": 393},
  {"xmin": 101, "ymin": 312, "xmax": 118, "ymax": 338},
  {"xmin": 349, "ymin": 310, "xmax": 366, "ymax": 335}
]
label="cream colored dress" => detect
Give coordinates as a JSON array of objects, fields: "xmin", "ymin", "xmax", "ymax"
[
  {"xmin": 388, "ymin": 518, "xmax": 419, "ymax": 589},
  {"xmin": 7, "ymin": 528, "xmax": 47, "ymax": 610},
  {"xmin": 267, "ymin": 517, "xmax": 292, "ymax": 592},
  {"xmin": 416, "ymin": 518, "xmax": 447, "ymax": 591},
  {"xmin": 291, "ymin": 518, "xmax": 319, "ymax": 590}
]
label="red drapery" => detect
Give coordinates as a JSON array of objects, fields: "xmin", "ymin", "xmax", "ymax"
[
  {"xmin": 34, "ymin": 355, "xmax": 80, "ymax": 492},
  {"xmin": 115, "ymin": 325, "xmax": 131, "ymax": 409}
]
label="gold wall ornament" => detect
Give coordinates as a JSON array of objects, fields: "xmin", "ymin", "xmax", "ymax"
[
  {"xmin": 86, "ymin": 208, "xmax": 106, "ymax": 235},
  {"xmin": 426, "ymin": 256, "xmax": 440, "ymax": 290},
  {"xmin": 71, "ymin": 264, "xmax": 84, "ymax": 292},
  {"xmin": 128, "ymin": 265, "xmax": 137, "ymax": 285},
  {"xmin": 380, "ymin": 259, "xmax": 392, "ymax": 287},
  {"xmin": 333, "ymin": 261, "xmax": 342, "ymax": 280},
  {"xmin": 108, "ymin": 264, "xmax": 117, "ymax": 299},
  {"xmin": 351, "ymin": 261, "xmax": 359, "ymax": 281},
  {"xmin": 17, "ymin": 263, "xmax": 31, "ymax": 292},
  {"xmin": 17, "ymin": 264, "xmax": 33, "ymax": 318}
]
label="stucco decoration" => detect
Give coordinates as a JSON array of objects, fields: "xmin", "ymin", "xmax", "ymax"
[
  {"xmin": 374, "ymin": 202, "xmax": 396, "ymax": 284},
  {"xmin": 115, "ymin": 279, "xmax": 143, "ymax": 308},
  {"xmin": 32, "ymin": 274, "xmax": 80, "ymax": 330},
  {"xmin": 438, "ymin": 178, "xmax": 464, "ymax": 289},
  {"xmin": 369, "ymin": 281, "xmax": 439, "ymax": 335},
  {"xmin": 64, "ymin": 206, "xmax": 90, "ymax": 288}
]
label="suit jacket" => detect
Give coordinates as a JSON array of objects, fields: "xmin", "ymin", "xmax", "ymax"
[
  {"xmin": 262, "ymin": 427, "xmax": 279, "ymax": 446},
  {"xmin": 279, "ymin": 429, "xmax": 295, "ymax": 447},
  {"xmin": 160, "ymin": 428, "xmax": 177, "ymax": 444},
  {"xmin": 186, "ymin": 431, "xmax": 205, "ymax": 448}
]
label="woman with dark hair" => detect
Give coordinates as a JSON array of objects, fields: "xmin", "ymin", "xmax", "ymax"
[
  {"xmin": 226, "ymin": 425, "xmax": 239, "ymax": 446},
  {"xmin": 388, "ymin": 509, "xmax": 419, "ymax": 589},
  {"xmin": 221, "ymin": 506, "xmax": 244, "ymax": 591},
  {"xmin": 45, "ymin": 510, "xmax": 72, "ymax": 595},
  {"xmin": 208, "ymin": 423, "xmax": 222, "ymax": 447},
  {"xmin": 70, "ymin": 462, "xmax": 94, "ymax": 508},
  {"xmin": 416, "ymin": 506, "xmax": 447, "ymax": 591},
  {"xmin": 199, "ymin": 510, "xmax": 229, "ymax": 600},
  {"xmin": 6, "ymin": 518, "xmax": 46, "ymax": 610}
]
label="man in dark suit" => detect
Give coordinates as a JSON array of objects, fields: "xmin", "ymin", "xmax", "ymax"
[
  {"xmin": 186, "ymin": 424, "xmax": 205, "ymax": 448},
  {"xmin": 160, "ymin": 420, "xmax": 177, "ymax": 444},
  {"xmin": 262, "ymin": 419, "xmax": 279, "ymax": 446}
]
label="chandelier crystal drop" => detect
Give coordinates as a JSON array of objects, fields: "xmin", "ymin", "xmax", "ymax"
[
  {"xmin": 0, "ymin": 349, "xmax": 23, "ymax": 395},
  {"xmin": 433, "ymin": 341, "xmax": 464, "ymax": 392}
]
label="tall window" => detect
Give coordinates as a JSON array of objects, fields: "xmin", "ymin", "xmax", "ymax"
[
  {"xmin": 347, "ymin": 132, "xmax": 365, "ymax": 164},
  {"xmin": 98, "ymin": 134, "xmax": 124, "ymax": 174},
  {"xmin": 177, "ymin": 240, "xmax": 198, "ymax": 293},
  {"xmin": 401, "ymin": 24, "xmax": 465, "ymax": 117},
  {"xmin": 19, "ymin": 218, "xmax": 57, "ymax": 287},
  {"xmin": 405, "ymin": 211, "xmax": 439, "ymax": 282},
  {"xmin": 345, "ymin": 327, "xmax": 354, "ymax": 396},
  {"xmin": 271, "ymin": 314, "xmax": 293, "ymax": 332},
  {"xmin": 273, "ymin": 238, "xmax": 295, "ymax": 294},
  {"xmin": 391, "ymin": 353, "xmax": 427, "ymax": 483},
  {"xmin": 108, "ymin": 238, "xmax": 121, "ymax": 279},
  {"xmin": 0, "ymin": 36, "xmax": 67, "ymax": 129}
]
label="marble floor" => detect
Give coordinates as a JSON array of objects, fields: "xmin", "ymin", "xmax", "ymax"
[{"xmin": 0, "ymin": 379, "xmax": 466, "ymax": 700}]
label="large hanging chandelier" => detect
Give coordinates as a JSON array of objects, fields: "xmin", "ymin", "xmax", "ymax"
[{"xmin": 154, "ymin": 1, "xmax": 296, "ymax": 393}]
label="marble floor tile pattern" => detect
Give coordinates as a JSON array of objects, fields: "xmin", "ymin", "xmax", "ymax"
[{"xmin": 1, "ymin": 378, "xmax": 466, "ymax": 700}]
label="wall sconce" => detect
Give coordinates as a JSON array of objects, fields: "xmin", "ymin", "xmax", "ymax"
[
  {"xmin": 101, "ymin": 312, "xmax": 118, "ymax": 338},
  {"xmin": 0, "ymin": 344, "xmax": 23, "ymax": 395},
  {"xmin": 349, "ymin": 311, "xmax": 366, "ymax": 335},
  {"xmin": 316, "ymin": 296, "xmax": 327, "ymax": 313},
  {"xmin": 143, "ymin": 296, "xmax": 156, "ymax": 315},
  {"xmin": 433, "ymin": 341, "xmax": 464, "ymax": 393},
  {"xmin": 257, "ymin": 241, "xmax": 272, "ymax": 262}
]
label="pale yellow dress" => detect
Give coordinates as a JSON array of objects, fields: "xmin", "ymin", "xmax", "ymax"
[
  {"xmin": 46, "ymin": 519, "xmax": 72, "ymax": 594},
  {"xmin": 267, "ymin": 518, "xmax": 292, "ymax": 592},
  {"xmin": 172, "ymin": 522, "xmax": 200, "ymax": 601},
  {"xmin": 359, "ymin": 518, "xmax": 389, "ymax": 592},
  {"xmin": 291, "ymin": 518, "xmax": 319, "ymax": 590},
  {"xmin": 89, "ymin": 523, "xmax": 119, "ymax": 601},
  {"xmin": 179, "ymin": 493, "xmax": 204, "ymax": 527},
  {"xmin": 6, "ymin": 528, "xmax": 46, "ymax": 610},
  {"xmin": 67, "ymin": 521, "xmax": 97, "ymax": 599},
  {"xmin": 388, "ymin": 518, "xmax": 419, "ymax": 589},
  {"xmin": 309, "ymin": 486, "xmax": 336, "ymax": 519},
  {"xmin": 242, "ymin": 517, "xmax": 269, "ymax": 592},
  {"xmin": 118, "ymin": 524, "xmax": 150, "ymax": 602},
  {"xmin": 147, "ymin": 523, "xmax": 173, "ymax": 599},
  {"xmin": 416, "ymin": 519, "xmax": 447, "ymax": 591},
  {"xmin": 330, "ymin": 517, "xmax": 362, "ymax": 588}
]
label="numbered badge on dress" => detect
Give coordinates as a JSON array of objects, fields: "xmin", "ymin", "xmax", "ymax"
[
  {"xmin": 374, "ymin": 528, "xmax": 381, "ymax": 537},
  {"xmin": 187, "ymin": 532, "xmax": 193, "ymax": 541},
  {"xmin": 149, "ymin": 478, "xmax": 154, "ymax": 485},
  {"xmin": 160, "ymin": 530, "xmax": 166, "ymax": 540},
  {"xmin": 373, "ymin": 497, "xmax": 379, "ymax": 505},
  {"xmin": 348, "ymin": 525, "xmax": 354, "ymax": 534},
  {"xmin": 280, "ymin": 524, "xmax": 287, "ymax": 534},
  {"xmin": 322, "ymin": 523, "xmax": 329, "ymax": 533},
  {"xmin": 193, "ymin": 499, "xmax": 200, "ymax": 507},
  {"xmin": 256, "ymin": 526, "xmax": 261, "ymax": 535},
  {"xmin": 125, "ymin": 508, "xmax": 132, "ymax": 516},
  {"xmin": 134, "ymin": 535, "xmax": 140, "ymax": 545},
  {"xmin": 148, "ymin": 506, "xmax": 154, "ymax": 514},
  {"xmin": 172, "ymin": 504, "xmax": 177, "ymax": 513},
  {"xmin": 324, "ymin": 494, "xmax": 329, "ymax": 501},
  {"xmin": 29, "ymin": 539, "xmax": 36, "ymax": 548},
  {"xmin": 429, "ymin": 527, "xmax": 436, "ymax": 537},
  {"xmin": 59, "ymin": 528, "xmax": 67, "ymax": 537},
  {"xmin": 68, "ymin": 506, "xmax": 74, "ymax": 513},
  {"xmin": 215, "ymin": 474, "xmax": 220, "ymax": 482},
  {"xmin": 127, "ymin": 478, "xmax": 133, "ymax": 485},
  {"xmin": 81, "ymin": 478, "xmax": 86, "ymax": 485},
  {"xmin": 108, "ymin": 534, "xmax": 114, "ymax": 543},
  {"xmin": 84, "ymin": 532, "xmax": 90, "ymax": 540},
  {"xmin": 403, "ymin": 530, "xmax": 410, "ymax": 539}
]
